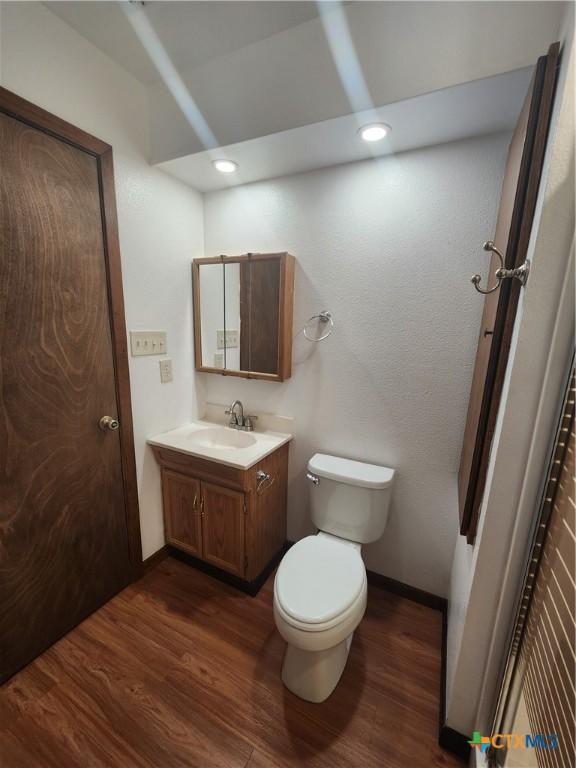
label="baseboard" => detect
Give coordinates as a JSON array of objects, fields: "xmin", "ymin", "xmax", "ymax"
[
  {"xmin": 438, "ymin": 725, "xmax": 471, "ymax": 761},
  {"xmin": 167, "ymin": 542, "xmax": 289, "ymax": 596},
  {"xmin": 141, "ymin": 544, "xmax": 170, "ymax": 574},
  {"xmin": 438, "ymin": 599, "xmax": 471, "ymax": 761},
  {"xmin": 365, "ymin": 569, "xmax": 447, "ymax": 613}
]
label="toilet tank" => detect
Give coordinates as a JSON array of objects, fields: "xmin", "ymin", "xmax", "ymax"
[{"xmin": 307, "ymin": 454, "xmax": 395, "ymax": 544}]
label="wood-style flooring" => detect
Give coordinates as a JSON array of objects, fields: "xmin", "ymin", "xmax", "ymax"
[{"xmin": 0, "ymin": 557, "xmax": 464, "ymax": 767}]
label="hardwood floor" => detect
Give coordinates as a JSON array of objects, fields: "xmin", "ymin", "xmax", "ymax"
[{"xmin": 0, "ymin": 558, "xmax": 463, "ymax": 767}]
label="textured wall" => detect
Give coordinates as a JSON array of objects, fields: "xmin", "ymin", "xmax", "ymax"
[
  {"xmin": 0, "ymin": 2, "xmax": 205, "ymax": 558},
  {"xmin": 202, "ymin": 135, "xmax": 510, "ymax": 597}
]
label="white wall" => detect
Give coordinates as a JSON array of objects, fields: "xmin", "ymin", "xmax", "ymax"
[
  {"xmin": 446, "ymin": 8, "xmax": 575, "ymax": 737},
  {"xmin": 0, "ymin": 2, "xmax": 205, "ymax": 558},
  {"xmin": 201, "ymin": 134, "xmax": 510, "ymax": 597}
]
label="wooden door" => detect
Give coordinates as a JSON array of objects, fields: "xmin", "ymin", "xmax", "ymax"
[
  {"xmin": 201, "ymin": 482, "xmax": 245, "ymax": 577},
  {"xmin": 0, "ymin": 89, "xmax": 140, "ymax": 684},
  {"xmin": 162, "ymin": 470, "xmax": 202, "ymax": 557},
  {"xmin": 458, "ymin": 43, "xmax": 559, "ymax": 542}
]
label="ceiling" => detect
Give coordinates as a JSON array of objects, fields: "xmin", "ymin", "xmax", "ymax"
[
  {"xmin": 44, "ymin": 1, "xmax": 565, "ymax": 186},
  {"xmin": 158, "ymin": 67, "xmax": 533, "ymax": 192},
  {"xmin": 46, "ymin": 1, "xmax": 324, "ymax": 85}
]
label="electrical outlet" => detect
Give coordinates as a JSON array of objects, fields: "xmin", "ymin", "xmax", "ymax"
[
  {"xmin": 159, "ymin": 358, "xmax": 173, "ymax": 383},
  {"xmin": 216, "ymin": 329, "xmax": 239, "ymax": 349},
  {"xmin": 130, "ymin": 331, "xmax": 167, "ymax": 357}
]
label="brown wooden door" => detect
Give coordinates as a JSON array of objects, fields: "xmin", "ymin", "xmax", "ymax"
[
  {"xmin": 458, "ymin": 43, "xmax": 560, "ymax": 542},
  {"xmin": 201, "ymin": 482, "xmax": 245, "ymax": 577},
  {"xmin": 0, "ymin": 93, "xmax": 139, "ymax": 684},
  {"xmin": 162, "ymin": 470, "xmax": 202, "ymax": 557}
]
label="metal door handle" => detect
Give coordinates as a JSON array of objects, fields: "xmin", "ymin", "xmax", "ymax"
[{"xmin": 99, "ymin": 415, "xmax": 120, "ymax": 431}]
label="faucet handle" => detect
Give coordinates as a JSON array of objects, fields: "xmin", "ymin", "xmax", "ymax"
[
  {"xmin": 224, "ymin": 408, "xmax": 238, "ymax": 425},
  {"xmin": 243, "ymin": 415, "xmax": 258, "ymax": 430}
]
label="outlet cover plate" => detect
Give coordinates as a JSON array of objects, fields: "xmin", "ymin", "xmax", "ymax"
[{"xmin": 159, "ymin": 358, "xmax": 173, "ymax": 383}]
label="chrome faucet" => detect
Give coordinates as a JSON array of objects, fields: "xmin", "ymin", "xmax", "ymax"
[{"xmin": 225, "ymin": 400, "xmax": 257, "ymax": 431}]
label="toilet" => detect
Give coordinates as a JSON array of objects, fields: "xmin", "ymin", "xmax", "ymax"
[{"xmin": 273, "ymin": 453, "xmax": 395, "ymax": 703}]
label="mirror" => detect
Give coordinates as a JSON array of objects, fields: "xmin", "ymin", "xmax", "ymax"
[{"xmin": 193, "ymin": 252, "xmax": 295, "ymax": 381}]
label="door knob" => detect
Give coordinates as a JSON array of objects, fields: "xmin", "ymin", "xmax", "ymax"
[{"xmin": 99, "ymin": 415, "xmax": 120, "ymax": 431}]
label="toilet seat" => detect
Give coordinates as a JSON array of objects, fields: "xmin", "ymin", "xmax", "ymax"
[{"xmin": 274, "ymin": 535, "xmax": 366, "ymax": 631}]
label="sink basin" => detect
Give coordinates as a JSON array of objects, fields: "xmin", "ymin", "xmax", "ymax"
[
  {"xmin": 148, "ymin": 419, "xmax": 292, "ymax": 469},
  {"xmin": 187, "ymin": 426, "xmax": 257, "ymax": 450}
]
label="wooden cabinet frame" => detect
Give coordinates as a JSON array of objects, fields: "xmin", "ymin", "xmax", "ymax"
[
  {"xmin": 192, "ymin": 252, "xmax": 295, "ymax": 382},
  {"xmin": 152, "ymin": 444, "xmax": 289, "ymax": 592}
]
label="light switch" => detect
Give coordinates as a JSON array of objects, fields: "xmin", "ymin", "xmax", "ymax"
[
  {"xmin": 216, "ymin": 329, "xmax": 239, "ymax": 349},
  {"xmin": 130, "ymin": 331, "xmax": 167, "ymax": 357},
  {"xmin": 159, "ymin": 358, "xmax": 173, "ymax": 383}
]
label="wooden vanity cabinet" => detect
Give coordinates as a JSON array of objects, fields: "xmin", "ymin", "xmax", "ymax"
[
  {"xmin": 201, "ymin": 481, "xmax": 245, "ymax": 577},
  {"xmin": 152, "ymin": 443, "xmax": 289, "ymax": 593}
]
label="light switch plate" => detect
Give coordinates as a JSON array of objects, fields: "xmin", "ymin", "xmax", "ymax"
[
  {"xmin": 130, "ymin": 331, "xmax": 167, "ymax": 357},
  {"xmin": 159, "ymin": 358, "xmax": 173, "ymax": 383},
  {"xmin": 216, "ymin": 329, "xmax": 239, "ymax": 349},
  {"xmin": 213, "ymin": 352, "xmax": 224, "ymax": 368}
]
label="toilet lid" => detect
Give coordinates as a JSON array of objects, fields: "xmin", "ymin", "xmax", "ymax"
[{"xmin": 275, "ymin": 536, "xmax": 365, "ymax": 624}]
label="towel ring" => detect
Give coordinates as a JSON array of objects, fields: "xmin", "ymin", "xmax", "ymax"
[
  {"xmin": 256, "ymin": 470, "xmax": 275, "ymax": 495},
  {"xmin": 303, "ymin": 311, "xmax": 334, "ymax": 342}
]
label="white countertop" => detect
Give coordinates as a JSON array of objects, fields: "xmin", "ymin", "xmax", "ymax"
[{"xmin": 147, "ymin": 420, "xmax": 293, "ymax": 469}]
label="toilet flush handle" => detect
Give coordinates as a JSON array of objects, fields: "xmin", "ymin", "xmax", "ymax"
[{"xmin": 306, "ymin": 472, "xmax": 320, "ymax": 486}]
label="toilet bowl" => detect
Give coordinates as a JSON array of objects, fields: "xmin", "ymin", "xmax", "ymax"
[
  {"xmin": 273, "ymin": 453, "xmax": 395, "ymax": 703},
  {"xmin": 274, "ymin": 533, "xmax": 367, "ymax": 703}
]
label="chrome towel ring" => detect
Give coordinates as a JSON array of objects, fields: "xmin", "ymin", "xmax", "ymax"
[
  {"xmin": 471, "ymin": 241, "xmax": 530, "ymax": 295},
  {"xmin": 303, "ymin": 311, "xmax": 334, "ymax": 342},
  {"xmin": 256, "ymin": 470, "xmax": 275, "ymax": 495}
]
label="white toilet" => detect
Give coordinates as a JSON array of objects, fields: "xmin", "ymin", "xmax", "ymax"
[{"xmin": 273, "ymin": 453, "xmax": 395, "ymax": 703}]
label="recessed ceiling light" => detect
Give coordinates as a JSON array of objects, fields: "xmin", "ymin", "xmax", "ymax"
[
  {"xmin": 359, "ymin": 123, "xmax": 390, "ymax": 142},
  {"xmin": 212, "ymin": 159, "xmax": 238, "ymax": 174}
]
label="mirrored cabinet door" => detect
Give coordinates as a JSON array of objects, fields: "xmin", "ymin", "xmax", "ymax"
[
  {"xmin": 198, "ymin": 263, "xmax": 225, "ymax": 369},
  {"xmin": 192, "ymin": 252, "xmax": 295, "ymax": 382}
]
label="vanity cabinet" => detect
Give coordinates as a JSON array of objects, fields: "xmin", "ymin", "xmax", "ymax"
[
  {"xmin": 152, "ymin": 443, "xmax": 288, "ymax": 593},
  {"xmin": 162, "ymin": 471, "xmax": 203, "ymax": 559},
  {"xmin": 200, "ymin": 481, "xmax": 245, "ymax": 577}
]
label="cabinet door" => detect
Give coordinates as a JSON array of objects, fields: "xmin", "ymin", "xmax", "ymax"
[
  {"xmin": 201, "ymin": 482, "xmax": 245, "ymax": 577},
  {"xmin": 162, "ymin": 470, "xmax": 202, "ymax": 557}
]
